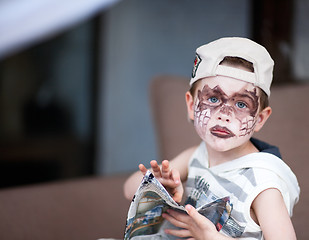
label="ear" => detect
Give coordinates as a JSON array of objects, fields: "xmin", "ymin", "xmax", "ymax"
[
  {"xmin": 185, "ymin": 91, "xmax": 195, "ymax": 120},
  {"xmin": 254, "ymin": 106, "xmax": 272, "ymax": 132}
]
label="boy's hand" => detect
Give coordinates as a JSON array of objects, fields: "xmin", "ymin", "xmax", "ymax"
[
  {"xmin": 163, "ymin": 205, "xmax": 228, "ymax": 240},
  {"xmin": 139, "ymin": 160, "xmax": 183, "ymax": 203}
]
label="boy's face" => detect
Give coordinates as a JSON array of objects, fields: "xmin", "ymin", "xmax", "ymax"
[{"xmin": 192, "ymin": 76, "xmax": 260, "ymax": 152}]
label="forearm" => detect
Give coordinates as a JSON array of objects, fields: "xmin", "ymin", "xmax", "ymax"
[{"xmin": 123, "ymin": 170, "xmax": 144, "ymax": 200}]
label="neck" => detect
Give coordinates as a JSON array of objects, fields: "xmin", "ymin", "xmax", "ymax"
[{"xmin": 206, "ymin": 140, "xmax": 259, "ymax": 167}]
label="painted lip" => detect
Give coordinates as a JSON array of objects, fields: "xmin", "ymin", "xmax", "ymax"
[{"xmin": 210, "ymin": 125, "xmax": 235, "ymax": 139}]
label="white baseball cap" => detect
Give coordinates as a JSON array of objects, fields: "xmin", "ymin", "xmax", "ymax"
[{"xmin": 190, "ymin": 37, "xmax": 274, "ymax": 96}]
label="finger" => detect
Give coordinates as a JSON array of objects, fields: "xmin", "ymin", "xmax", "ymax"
[
  {"xmin": 164, "ymin": 228, "xmax": 192, "ymax": 238},
  {"xmin": 185, "ymin": 205, "xmax": 209, "ymax": 228},
  {"xmin": 161, "ymin": 160, "xmax": 170, "ymax": 179},
  {"xmin": 150, "ymin": 160, "xmax": 161, "ymax": 178},
  {"xmin": 170, "ymin": 168, "xmax": 181, "ymax": 185},
  {"xmin": 172, "ymin": 187, "xmax": 183, "ymax": 203},
  {"xmin": 138, "ymin": 164, "xmax": 148, "ymax": 175},
  {"xmin": 161, "ymin": 168, "xmax": 181, "ymax": 188},
  {"xmin": 186, "ymin": 205, "xmax": 218, "ymax": 234},
  {"xmin": 170, "ymin": 169, "xmax": 183, "ymax": 202},
  {"xmin": 162, "ymin": 212, "xmax": 188, "ymax": 229},
  {"xmin": 167, "ymin": 209, "xmax": 191, "ymax": 223}
]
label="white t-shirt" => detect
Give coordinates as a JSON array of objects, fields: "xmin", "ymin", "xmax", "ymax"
[{"xmin": 185, "ymin": 141, "xmax": 300, "ymax": 239}]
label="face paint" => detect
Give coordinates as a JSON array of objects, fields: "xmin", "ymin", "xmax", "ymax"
[{"xmin": 193, "ymin": 77, "xmax": 260, "ymax": 152}]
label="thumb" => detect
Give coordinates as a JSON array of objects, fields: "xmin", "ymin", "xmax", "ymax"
[
  {"xmin": 185, "ymin": 205, "xmax": 205, "ymax": 224},
  {"xmin": 185, "ymin": 204, "xmax": 217, "ymax": 232},
  {"xmin": 172, "ymin": 187, "xmax": 183, "ymax": 203}
]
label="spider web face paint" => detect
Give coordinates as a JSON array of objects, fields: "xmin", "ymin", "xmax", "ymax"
[{"xmin": 193, "ymin": 81, "xmax": 260, "ymax": 150}]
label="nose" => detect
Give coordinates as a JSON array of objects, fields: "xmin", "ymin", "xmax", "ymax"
[
  {"xmin": 217, "ymin": 115, "xmax": 230, "ymax": 122},
  {"xmin": 217, "ymin": 105, "xmax": 233, "ymax": 122},
  {"xmin": 217, "ymin": 113, "xmax": 230, "ymax": 122}
]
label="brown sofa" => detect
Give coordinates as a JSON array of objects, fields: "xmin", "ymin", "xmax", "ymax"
[
  {"xmin": 0, "ymin": 76, "xmax": 308, "ymax": 239},
  {"xmin": 0, "ymin": 174, "xmax": 131, "ymax": 240}
]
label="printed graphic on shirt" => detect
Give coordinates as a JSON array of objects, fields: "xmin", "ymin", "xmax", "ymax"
[{"xmin": 186, "ymin": 174, "xmax": 245, "ymax": 237}]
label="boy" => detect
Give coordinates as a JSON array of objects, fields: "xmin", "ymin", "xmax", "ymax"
[{"xmin": 124, "ymin": 37, "xmax": 300, "ymax": 239}]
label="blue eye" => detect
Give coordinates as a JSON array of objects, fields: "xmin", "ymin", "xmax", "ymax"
[
  {"xmin": 236, "ymin": 101, "xmax": 247, "ymax": 109},
  {"xmin": 208, "ymin": 97, "xmax": 219, "ymax": 103}
]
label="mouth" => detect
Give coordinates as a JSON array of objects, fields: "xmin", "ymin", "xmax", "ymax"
[{"xmin": 210, "ymin": 125, "xmax": 235, "ymax": 139}]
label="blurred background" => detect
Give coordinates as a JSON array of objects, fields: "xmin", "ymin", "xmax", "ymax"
[{"xmin": 0, "ymin": 0, "xmax": 308, "ymax": 188}]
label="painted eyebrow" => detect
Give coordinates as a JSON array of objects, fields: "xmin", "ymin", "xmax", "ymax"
[
  {"xmin": 231, "ymin": 91, "xmax": 257, "ymax": 102},
  {"xmin": 232, "ymin": 93, "xmax": 254, "ymax": 100},
  {"xmin": 198, "ymin": 85, "xmax": 227, "ymax": 100},
  {"xmin": 212, "ymin": 85, "xmax": 227, "ymax": 96}
]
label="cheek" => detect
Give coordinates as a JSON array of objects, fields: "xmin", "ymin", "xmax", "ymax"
[
  {"xmin": 233, "ymin": 105, "xmax": 253, "ymax": 120},
  {"xmin": 237, "ymin": 114, "xmax": 258, "ymax": 137},
  {"xmin": 193, "ymin": 99, "xmax": 218, "ymax": 127},
  {"xmin": 193, "ymin": 100, "xmax": 212, "ymax": 139}
]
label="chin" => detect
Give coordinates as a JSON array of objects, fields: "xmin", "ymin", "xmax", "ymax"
[
  {"xmin": 211, "ymin": 143, "xmax": 234, "ymax": 152},
  {"xmin": 206, "ymin": 136, "xmax": 243, "ymax": 152}
]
